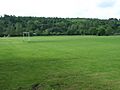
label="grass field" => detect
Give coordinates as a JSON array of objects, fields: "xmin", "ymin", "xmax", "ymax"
[{"xmin": 0, "ymin": 36, "xmax": 120, "ymax": 90}]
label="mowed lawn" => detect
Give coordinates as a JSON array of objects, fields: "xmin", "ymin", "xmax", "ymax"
[{"xmin": 0, "ymin": 36, "xmax": 120, "ymax": 90}]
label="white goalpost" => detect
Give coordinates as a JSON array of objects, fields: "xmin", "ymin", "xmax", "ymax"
[{"xmin": 23, "ymin": 32, "xmax": 30, "ymax": 41}]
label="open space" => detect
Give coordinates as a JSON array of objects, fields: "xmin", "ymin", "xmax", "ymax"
[{"xmin": 0, "ymin": 36, "xmax": 120, "ymax": 90}]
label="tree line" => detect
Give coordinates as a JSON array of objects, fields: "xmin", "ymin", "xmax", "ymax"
[{"xmin": 0, "ymin": 15, "xmax": 120, "ymax": 36}]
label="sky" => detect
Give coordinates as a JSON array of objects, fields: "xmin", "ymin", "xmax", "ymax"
[{"xmin": 0, "ymin": 0, "xmax": 120, "ymax": 19}]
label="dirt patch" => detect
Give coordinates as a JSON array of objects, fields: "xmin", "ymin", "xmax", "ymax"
[{"xmin": 17, "ymin": 83, "xmax": 43, "ymax": 90}]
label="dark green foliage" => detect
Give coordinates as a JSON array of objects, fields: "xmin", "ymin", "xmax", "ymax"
[{"xmin": 0, "ymin": 15, "xmax": 120, "ymax": 36}]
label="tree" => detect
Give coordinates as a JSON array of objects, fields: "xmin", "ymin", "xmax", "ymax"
[
  {"xmin": 89, "ymin": 27, "xmax": 97, "ymax": 35},
  {"xmin": 15, "ymin": 22, "xmax": 23, "ymax": 35},
  {"xmin": 97, "ymin": 26, "xmax": 106, "ymax": 36},
  {"xmin": 105, "ymin": 26, "xmax": 113, "ymax": 35},
  {"xmin": 0, "ymin": 15, "xmax": 119, "ymax": 36}
]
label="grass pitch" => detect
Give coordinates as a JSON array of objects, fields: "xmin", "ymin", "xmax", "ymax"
[{"xmin": 0, "ymin": 36, "xmax": 120, "ymax": 90}]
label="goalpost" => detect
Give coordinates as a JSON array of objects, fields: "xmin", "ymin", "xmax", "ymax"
[{"xmin": 23, "ymin": 32, "xmax": 30, "ymax": 41}]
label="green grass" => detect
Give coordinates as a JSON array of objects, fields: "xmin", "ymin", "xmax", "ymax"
[{"xmin": 0, "ymin": 36, "xmax": 120, "ymax": 90}]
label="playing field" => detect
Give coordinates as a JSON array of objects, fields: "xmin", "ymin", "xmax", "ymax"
[{"xmin": 0, "ymin": 36, "xmax": 120, "ymax": 90}]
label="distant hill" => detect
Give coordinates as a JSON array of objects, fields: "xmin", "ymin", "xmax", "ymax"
[{"xmin": 0, "ymin": 15, "xmax": 120, "ymax": 36}]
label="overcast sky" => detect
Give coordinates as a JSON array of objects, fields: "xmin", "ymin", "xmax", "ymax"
[{"xmin": 0, "ymin": 0, "xmax": 120, "ymax": 19}]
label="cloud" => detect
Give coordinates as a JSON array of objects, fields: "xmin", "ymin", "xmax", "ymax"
[
  {"xmin": 0, "ymin": 0, "xmax": 120, "ymax": 19},
  {"xmin": 98, "ymin": 0, "xmax": 116, "ymax": 8}
]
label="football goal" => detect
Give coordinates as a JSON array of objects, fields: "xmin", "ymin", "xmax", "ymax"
[{"xmin": 23, "ymin": 32, "xmax": 30, "ymax": 41}]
